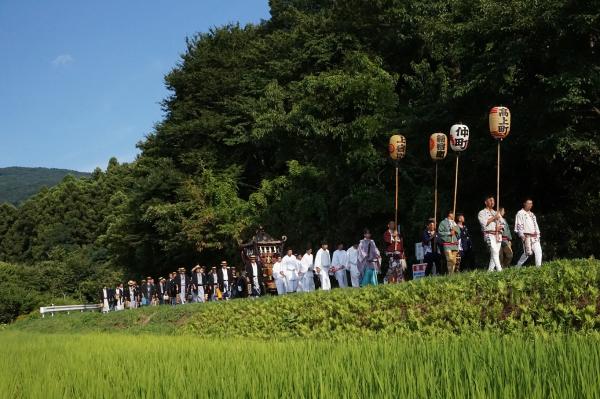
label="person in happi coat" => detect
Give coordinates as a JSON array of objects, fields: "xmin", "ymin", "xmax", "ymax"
[
  {"xmin": 498, "ymin": 207, "xmax": 513, "ymax": 268},
  {"xmin": 455, "ymin": 213, "xmax": 474, "ymax": 271},
  {"xmin": 422, "ymin": 219, "xmax": 441, "ymax": 276},
  {"xmin": 358, "ymin": 229, "xmax": 381, "ymax": 286},
  {"xmin": 282, "ymin": 249, "xmax": 299, "ymax": 293},
  {"xmin": 478, "ymin": 195, "xmax": 503, "ymax": 272},
  {"xmin": 314, "ymin": 242, "xmax": 332, "ymax": 291},
  {"xmin": 218, "ymin": 261, "xmax": 234, "ymax": 300},
  {"xmin": 272, "ymin": 254, "xmax": 287, "ymax": 295},
  {"xmin": 383, "ymin": 221, "xmax": 406, "ymax": 283},
  {"xmin": 515, "ymin": 198, "xmax": 543, "ymax": 267},
  {"xmin": 245, "ymin": 254, "xmax": 263, "ymax": 297},
  {"xmin": 438, "ymin": 210, "xmax": 461, "ymax": 274},
  {"xmin": 300, "ymin": 248, "xmax": 315, "ymax": 292},
  {"xmin": 114, "ymin": 283, "xmax": 125, "ymax": 311},
  {"xmin": 346, "ymin": 243, "xmax": 360, "ymax": 288},
  {"xmin": 100, "ymin": 285, "xmax": 114, "ymax": 313},
  {"xmin": 331, "ymin": 243, "xmax": 348, "ymax": 288}
]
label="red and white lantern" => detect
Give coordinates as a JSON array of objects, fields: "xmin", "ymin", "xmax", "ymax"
[
  {"xmin": 489, "ymin": 106, "xmax": 511, "ymax": 140},
  {"xmin": 449, "ymin": 124, "xmax": 470, "ymax": 152},
  {"xmin": 429, "ymin": 133, "xmax": 447, "ymax": 161}
]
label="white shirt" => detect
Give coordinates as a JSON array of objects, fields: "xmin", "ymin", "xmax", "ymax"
[
  {"xmin": 515, "ymin": 209, "xmax": 541, "ymax": 238},
  {"xmin": 314, "ymin": 248, "xmax": 331, "ymax": 269},
  {"xmin": 272, "ymin": 261, "xmax": 284, "ymax": 280},
  {"xmin": 221, "ymin": 268, "xmax": 229, "ymax": 283},
  {"xmin": 478, "ymin": 208, "xmax": 498, "ymax": 232},
  {"xmin": 331, "ymin": 249, "xmax": 348, "ymax": 270},
  {"xmin": 251, "ymin": 262, "xmax": 258, "ymax": 277},
  {"xmin": 346, "ymin": 246, "xmax": 359, "ymax": 275},
  {"xmin": 282, "ymin": 255, "xmax": 298, "ymax": 279},
  {"xmin": 300, "ymin": 253, "xmax": 314, "ymax": 273}
]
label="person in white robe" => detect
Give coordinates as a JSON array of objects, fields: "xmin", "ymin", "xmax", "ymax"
[
  {"xmin": 478, "ymin": 195, "xmax": 503, "ymax": 272},
  {"xmin": 272, "ymin": 256, "xmax": 287, "ymax": 295},
  {"xmin": 514, "ymin": 198, "xmax": 543, "ymax": 267},
  {"xmin": 300, "ymin": 248, "xmax": 315, "ymax": 292},
  {"xmin": 314, "ymin": 242, "xmax": 331, "ymax": 290},
  {"xmin": 346, "ymin": 243, "xmax": 360, "ymax": 288},
  {"xmin": 282, "ymin": 249, "xmax": 299, "ymax": 293},
  {"xmin": 331, "ymin": 243, "xmax": 348, "ymax": 288},
  {"xmin": 115, "ymin": 283, "xmax": 124, "ymax": 311},
  {"xmin": 295, "ymin": 254, "xmax": 305, "ymax": 293}
]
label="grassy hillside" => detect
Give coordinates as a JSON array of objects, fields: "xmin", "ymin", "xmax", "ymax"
[
  {"xmin": 0, "ymin": 166, "xmax": 89, "ymax": 205},
  {"xmin": 11, "ymin": 259, "xmax": 600, "ymax": 337}
]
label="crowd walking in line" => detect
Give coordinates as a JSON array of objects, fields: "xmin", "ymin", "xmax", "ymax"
[{"xmin": 100, "ymin": 197, "xmax": 542, "ymax": 312}]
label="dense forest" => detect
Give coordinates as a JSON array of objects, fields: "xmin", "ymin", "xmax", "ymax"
[
  {"xmin": 1, "ymin": 0, "xmax": 598, "ymax": 322},
  {"xmin": 0, "ymin": 167, "xmax": 89, "ymax": 205}
]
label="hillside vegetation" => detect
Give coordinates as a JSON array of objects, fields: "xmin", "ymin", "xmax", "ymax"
[
  {"xmin": 11, "ymin": 259, "xmax": 600, "ymax": 337},
  {"xmin": 0, "ymin": 167, "xmax": 89, "ymax": 205}
]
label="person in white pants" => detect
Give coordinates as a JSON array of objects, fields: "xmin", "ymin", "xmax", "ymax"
[
  {"xmin": 314, "ymin": 242, "xmax": 331, "ymax": 290},
  {"xmin": 282, "ymin": 249, "xmax": 299, "ymax": 293},
  {"xmin": 331, "ymin": 243, "xmax": 348, "ymax": 288},
  {"xmin": 346, "ymin": 243, "xmax": 360, "ymax": 288},
  {"xmin": 515, "ymin": 198, "xmax": 543, "ymax": 267},
  {"xmin": 478, "ymin": 195, "xmax": 503, "ymax": 272},
  {"xmin": 272, "ymin": 255, "xmax": 287, "ymax": 295},
  {"xmin": 300, "ymin": 248, "xmax": 315, "ymax": 292}
]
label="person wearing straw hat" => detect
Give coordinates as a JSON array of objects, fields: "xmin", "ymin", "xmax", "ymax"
[
  {"xmin": 191, "ymin": 265, "xmax": 206, "ymax": 303},
  {"xmin": 218, "ymin": 261, "xmax": 233, "ymax": 300},
  {"xmin": 157, "ymin": 277, "xmax": 167, "ymax": 305},
  {"xmin": 245, "ymin": 254, "xmax": 263, "ymax": 297},
  {"xmin": 206, "ymin": 266, "xmax": 219, "ymax": 300},
  {"xmin": 167, "ymin": 272, "xmax": 178, "ymax": 305},
  {"xmin": 478, "ymin": 194, "xmax": 503, "ymax": 272},
  {"xmin": 125, "ymin": 280, "xmax": 138, "ymax": 309},
  {"xmin": 176, "ymin": 267, "xmax": 189, "ymax": 304}
]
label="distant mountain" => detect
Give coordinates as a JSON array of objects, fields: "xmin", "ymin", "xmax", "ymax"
[{"xmin": 0, "ymin": 167, "xmax": 90, "ymax": 206}]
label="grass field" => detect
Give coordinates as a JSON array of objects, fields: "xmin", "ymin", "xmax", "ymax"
[
  {"xmin": 4, "ymin": 259, "xmax": 600, "ymax": 398},
  {"xmin": 1, "ymin": 331, "xmax": 600, "ymax": 399}
]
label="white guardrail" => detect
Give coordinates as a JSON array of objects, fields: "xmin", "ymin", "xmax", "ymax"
[{"xmin": 39, "ymin": 304, "xmax": 102, "ymax": 318}]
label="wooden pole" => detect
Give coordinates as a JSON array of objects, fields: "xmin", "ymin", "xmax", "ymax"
[
  {"xmin": 434, "ymin": 162, "xmax": 438, "ymax": 226},
  {"xmin": 497, "ymin": 140, "xmax": 501, "ymax": 211},
  {"xmin": 453, "ymin": 153, "xmax": 459, "ymax": 216},
  {"xmin": 394, "ymin": 166, "xmax": 399, "ymax": 229}
]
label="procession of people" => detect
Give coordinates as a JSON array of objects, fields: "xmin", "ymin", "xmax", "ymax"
[{"xmin": 99, "ymin": 196, "xmax": 542, "ymax": 312}]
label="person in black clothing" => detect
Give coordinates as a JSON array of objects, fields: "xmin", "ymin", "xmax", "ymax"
[
  {"xmin": 218, "ymin": 261, "xmax": 234, "ymax": 300},
  {"xmin": 232, "ymin": 270, "xmax": 249, "ymax": 299},
  {"xmin": 456, "ymin": 213, "xmax": 475, "ymax": 271},
  {"xmin": 245, "ymin": 255, "xmax": 263, "ymax": 297},
  {"xmin": 157, "ymin": 277, "xmax": 168, "ymax": 305},
  {"xmin": 422, "ymin": 219, "xmax": 442, "ymax": 276},
  {"xmin": 166, "ymin": 272, "xmax": 178, "ymax": 305}
]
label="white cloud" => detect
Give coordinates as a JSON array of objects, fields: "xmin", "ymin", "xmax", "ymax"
[{"xmin": 51, "ymin": 54, "xmax": 74, "ymax": 67}]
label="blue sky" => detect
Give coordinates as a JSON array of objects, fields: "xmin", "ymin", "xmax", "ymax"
[{"xmin": 0, "ymin": 0, "xmax": 270, "ymax": 172}]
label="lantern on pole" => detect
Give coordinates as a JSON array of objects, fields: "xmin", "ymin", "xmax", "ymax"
[
  {"xmin": 388, "ymin": 134, "xmax": 406, "ymax": 229},
  {"xmin": 429, "ymin": 132, "xmax": 447, "ymax": 227},
  {"xmin": 489, "ymin": 106, "xmax": 511, "ymax": 210},
  {"xmin": 449, "ymin": 124, "xmax": 470, "ymax": 215}
]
